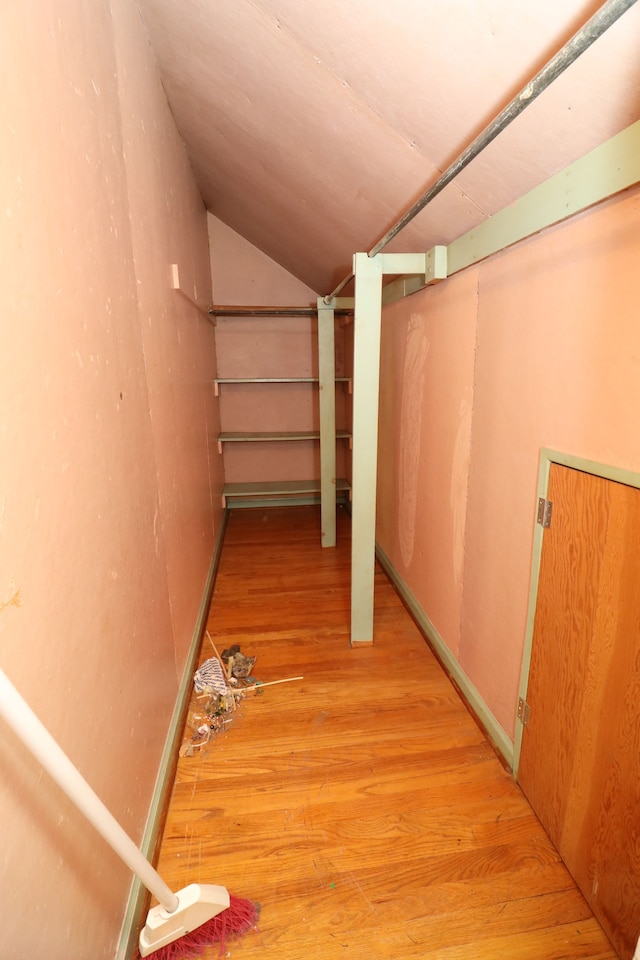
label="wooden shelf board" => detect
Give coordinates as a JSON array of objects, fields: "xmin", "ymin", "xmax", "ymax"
[
  {"xmin": 223, "ymin": 478, "xmax": 351, "ymax": 496},
  {"xmin": 222, "ymin": 478, "xmax": 351, "ymax": 506},
  {"xmin": 213, "ymin": 377, "xmax": 351, "ymax": 383},
  {"xmin": 208, "ymin": 304, "xmax": 353, "ymax": 317},
  {"xmin": 216, "ymin": 377, "xmax": 319, "ymax": 384},
  {"xmin": 218, "ymin": 430, "xmax": 351, "ymax": 442},
  {"xmin": 213, "ymin": 377, "xmax": 352, "ymax": 395}
]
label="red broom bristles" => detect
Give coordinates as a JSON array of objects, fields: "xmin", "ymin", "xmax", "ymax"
[{"xmin": 136, "ymin": 894, "xmax": 260, "ymax": 960}]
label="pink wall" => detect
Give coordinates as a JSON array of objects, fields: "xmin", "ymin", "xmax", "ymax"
[
  {"xmin": 208, "ymin": 216, "xmax": 348, "ymax": 485},
  {"xmin": 377, "ymin": 270, "xmax": 478, "ymax": 655},
  {"xmin": 113, "ymin": 0, "xmax": 223, "ymax": 668},
  {"xmin": 377, "ymin": 184, "xmax": 640, "ymax": 742},
  {"xmin": 0, "ymin": 3, "xmax": 220, "ymax": 958}
]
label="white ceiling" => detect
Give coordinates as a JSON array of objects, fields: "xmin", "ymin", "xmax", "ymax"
[{"xmin": 137, "ymin": 0, "xmax": 640, "ymax": 294}]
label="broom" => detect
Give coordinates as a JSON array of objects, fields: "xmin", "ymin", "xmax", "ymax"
[{"xmin": 0, "ymin": 666, "xmax": 258, "ymax": 958}]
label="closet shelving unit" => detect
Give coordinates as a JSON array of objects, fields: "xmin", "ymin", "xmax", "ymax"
[{"xmin": 209, "ymin": 304, "xmax": 353, "ymax": 512}]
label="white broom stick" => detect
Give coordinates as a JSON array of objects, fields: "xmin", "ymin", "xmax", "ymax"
[
  {"xmin": 0, "ymin": 666, "xmax": 181, "ymax": 913},
  {"xmin": 0, "ymin": 667, "xmax": 243, "ymax": 956}
]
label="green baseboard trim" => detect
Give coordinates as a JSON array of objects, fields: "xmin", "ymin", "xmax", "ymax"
[
  {"xmin": 116, "ymin": 511, "xmax": 229, "ymax": 959},
  {"xmin": 375, "ymin": 542, "xmax": 514, "ymax": 770}
]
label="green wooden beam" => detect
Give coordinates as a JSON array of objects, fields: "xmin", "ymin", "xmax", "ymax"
[
  {"xmin": 449, "ymin": 120, "xmax": 640, "ymax": 275},
  {"xmin": 381, "ymin": 120, "xmax": 640, "ymax": 306}
]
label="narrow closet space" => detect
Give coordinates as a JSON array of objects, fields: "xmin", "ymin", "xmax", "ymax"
[{"xmin": 154, "ymin": 504, "xmax": 619, "ymax": 960}]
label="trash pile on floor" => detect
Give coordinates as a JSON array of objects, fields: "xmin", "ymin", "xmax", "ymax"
[{"xmin": 180, "ymin": 632, "xmax": 303, "ymax": 757}]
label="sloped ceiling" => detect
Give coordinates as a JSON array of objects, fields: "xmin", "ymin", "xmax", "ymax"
[{"xmin": 137, "ymin": 0, "xmax": 640, "ymax": 294}]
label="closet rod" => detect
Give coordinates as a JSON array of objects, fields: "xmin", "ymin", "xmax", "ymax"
[
  {"xmin": 208, "ymin": 304, "xmax": 353, "ymax": 317},
  {"xmin": 324, "ymin": 0, "xmax": 638, "ymax": 302}
]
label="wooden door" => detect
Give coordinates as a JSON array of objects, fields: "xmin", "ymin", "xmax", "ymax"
[{"xmin": 518, "ymin": 462, "xmax": 640, "ymax": 960}]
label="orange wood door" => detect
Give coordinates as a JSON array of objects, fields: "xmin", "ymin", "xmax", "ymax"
[{"xmin": 518, "ymin": 462, "xmax": 640, "ymax": 960}]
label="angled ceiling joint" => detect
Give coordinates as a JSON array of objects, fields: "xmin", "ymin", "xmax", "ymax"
[{"xmin": 325, "ymin": 0, "xmax": 637, "ymax": 304}]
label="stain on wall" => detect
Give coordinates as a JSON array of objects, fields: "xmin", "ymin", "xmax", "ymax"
[{"xmin": 398, "ymin": 315, "xmax": 430, "ymax": 568}]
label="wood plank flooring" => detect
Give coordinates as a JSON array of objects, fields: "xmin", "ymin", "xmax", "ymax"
[{"xmin": 155, "ymin": 505, "xmax": 618, "ymax": 959}]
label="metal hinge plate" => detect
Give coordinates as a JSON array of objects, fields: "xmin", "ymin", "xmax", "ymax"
[
  {"xmin": 518, "ymin": 697, "xmax": 531, "ymax": 726},
  {"xmin": 537, "ymin": 497, "xmax": 553, "ymax": 528}
]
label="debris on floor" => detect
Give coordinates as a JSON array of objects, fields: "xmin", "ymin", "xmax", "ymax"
[
  {"xmin": 226, "ymin": 650, "xmax": 256, "ymax": 679},
  {"xmin": 193, "ymin": 656, "xmax": 228, "ymax": 694},
  {"xmin": 179, "ymin": 633, "xmax": 304, "ymax": 758}
]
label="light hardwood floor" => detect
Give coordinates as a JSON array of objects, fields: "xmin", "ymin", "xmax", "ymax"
[{"xmin": 155, "ymin": 505, "xmax": 618, "ymax": 959}]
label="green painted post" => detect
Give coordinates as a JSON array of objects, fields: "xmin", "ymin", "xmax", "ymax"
[
  {"xmin": 317, "ymin": 297, "xmax": 337, "ymax": 548},
  {"xmin": 350, "ymin": 253, "xmax": 383, "ymax": 643}
]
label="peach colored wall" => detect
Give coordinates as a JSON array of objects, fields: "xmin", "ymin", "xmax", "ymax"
[
  {"xmin": 377, "ymin": 270, "xmax": 478, "ymax": 656},
  {"xmin": 208, "ymin": 216, "xmax": 348, "ymax": 484},
  {"xmin": 0, "ymin": 3, "xmax": 219, "ymax": 959},
  {"xmin": 377, "ymin": 185, "xmax": 640, "ymax": 743}
]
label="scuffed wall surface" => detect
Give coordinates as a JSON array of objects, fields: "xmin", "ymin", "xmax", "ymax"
[
  {"xmin": 377, "ymin": 271, "xmax": 478, "ymax": 657},
  {"xmin": 376, "ymin": 185, "xmax": 640, "ymax": 743},
  {"xmin": 0, "ymin": 2, "xmax": 218, "ymax": 958},
  {"xmin": 112, "ymin": 0, "xmax": 222, "ymax": 671}
]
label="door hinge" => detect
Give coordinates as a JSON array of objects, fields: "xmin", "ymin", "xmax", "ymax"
[
  {"xmin": 517, "ymin": 697, "xmax": 531, "ymax": 726},
  {"xmin": 537, "ymin": 497, "xmax": 553, "ymax": 528}
]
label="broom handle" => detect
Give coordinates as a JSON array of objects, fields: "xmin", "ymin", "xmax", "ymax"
[{"xmin": 0, "ymin": 667, "xmax": 180, "ymax": 914}]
